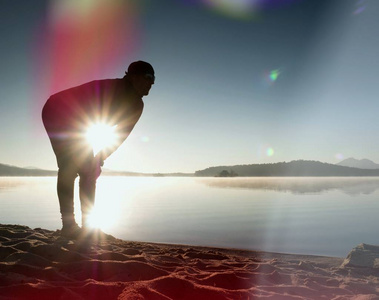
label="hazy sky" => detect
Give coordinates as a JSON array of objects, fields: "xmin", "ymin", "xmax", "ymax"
[{"xmin": 1, "ymin": 0, "xmax": 379, "ymax": 173}]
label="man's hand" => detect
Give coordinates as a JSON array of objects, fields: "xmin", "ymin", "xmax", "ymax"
[
  {"xmin": 80, "ymin": 156, "xmax": 103, "ymax": 180},
  {"xmin": 95, "ymin": 154, "xmax": 104, "ymax": 167}
]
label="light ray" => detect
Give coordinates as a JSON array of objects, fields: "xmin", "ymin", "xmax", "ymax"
[{"xmin": 86, "ymin": 123, "xmax": 118, "ymax": 155}]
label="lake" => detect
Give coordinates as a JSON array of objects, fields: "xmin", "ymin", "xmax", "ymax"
[{"xmin": 1, "ymin": 176, "xmax": 379, "ymax": 257}]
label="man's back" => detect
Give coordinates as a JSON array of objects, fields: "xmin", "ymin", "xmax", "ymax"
[{"xmin": 44, "ymin": 78, "xmax": 135, "ymax": 129}]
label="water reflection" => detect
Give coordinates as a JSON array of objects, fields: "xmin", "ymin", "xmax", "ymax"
[
  {"xmin": 0, "ymin": 177, "xmax": 55, "ymax": 191},
  {"xmin": 1, "ymin": 177, "xmax": 379, "ymax": 256},
  {"xmin": 198, "ymin": 177, "xmax": 379, "ymax": 195}
]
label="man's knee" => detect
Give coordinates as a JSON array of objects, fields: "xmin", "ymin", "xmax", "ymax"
[{"xmin": 58, "ymin": 164, "xmax": 78, "ymax": 182}]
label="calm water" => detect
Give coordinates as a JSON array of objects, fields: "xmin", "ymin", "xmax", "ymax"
[{"xmin": 1, "ymin": 176, "xmax": 379, "ymax": 257}]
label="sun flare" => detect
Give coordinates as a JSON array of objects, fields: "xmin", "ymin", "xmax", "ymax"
[
  {"xmin": 85, "ymin": 123, "xmax": 118, "ymax": 154},
  {"xmin": 86, "ymin": 207, "xmax": 117, "ymax": 230}
]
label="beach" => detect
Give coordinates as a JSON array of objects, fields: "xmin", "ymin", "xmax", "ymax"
[{"xmin": 0, "ymin": 224, "xmax": 378, "ymax": 299}]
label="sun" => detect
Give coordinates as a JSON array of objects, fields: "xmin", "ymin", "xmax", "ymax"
[{"xmin": 85, "ymin": 123, "xmax": 118, "ymax": 154}]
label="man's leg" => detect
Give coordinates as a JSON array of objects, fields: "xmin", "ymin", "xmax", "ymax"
[
  {"xmin": 42, "ymin": 112, "xmax": 83, "ymax": 237},
  {"xmin": 46, "ymin": 134, "xmax": 81, "ymax": 231},
  {"xmin": 78, "ymin": 169, "xmax": 97, "ymax": 228},
  {"xmin": 57, "ymin": 163, "xmax": 79, "ymax": 228}
]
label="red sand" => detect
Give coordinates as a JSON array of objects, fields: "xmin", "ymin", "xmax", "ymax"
[{"xmin": 0, "ymin": 224, "xmax": 378, "ymax": 299}]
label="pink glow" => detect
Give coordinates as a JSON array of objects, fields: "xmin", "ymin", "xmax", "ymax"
[{"xmin": 42, "ymin": 0, "xmax": 140, "ymax": 94}]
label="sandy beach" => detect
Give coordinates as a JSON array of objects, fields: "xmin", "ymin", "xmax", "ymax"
[{"xmin": 0, "ymin": 224, "xmax": 378, "ymax": 299}]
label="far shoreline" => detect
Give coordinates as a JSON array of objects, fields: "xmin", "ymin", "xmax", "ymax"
[{"xmin": 3, "ymin": 159, "xmax": 379, "ymax": 177}]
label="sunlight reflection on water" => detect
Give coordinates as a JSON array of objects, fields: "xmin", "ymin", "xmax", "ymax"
[{"xmin": 1, "ymin": 176, "xmax": 379, "ymax": 257}]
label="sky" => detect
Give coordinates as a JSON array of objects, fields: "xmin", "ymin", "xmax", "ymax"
[{"xmin": 1, "ymin": 0, "xmax": 379, "ymax": 173}]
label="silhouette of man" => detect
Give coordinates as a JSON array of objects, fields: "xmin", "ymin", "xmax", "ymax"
[{"xmin": 42, "ymin": 61, "xmax": 155, "ymax": 238}]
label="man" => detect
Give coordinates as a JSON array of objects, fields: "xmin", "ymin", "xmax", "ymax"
[{"xmin": 42, "ymin": 61, "xmax": 155, "ymax": 238}]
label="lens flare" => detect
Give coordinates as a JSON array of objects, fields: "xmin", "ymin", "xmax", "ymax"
[
  {"xmin": 257, "ymin": 144, "xmax": 275, "ymax": 158},
  {"xmin": 269, "ymin": 69, "xmax": 280, "ymax": 81},
  {"xmin": 36, "ymin": 0, "xmax": 140, "ymax": 95},
  {"xmin": 140, "ymin": 136, "xmax": 150, "ymax": 143},
  {"xmin": 335, "ymin": 153, "xmax": 344, "ymax": 160},
  {"xmin": 262, "ymin": 69, "xmax": 282, "ymax": 87},
  {"xmin": 86, "ymin": 206, "xmax": 117, "ymax": 230},
  {"xmin": 353, "ymin": 0, "xmax": 367, "ymax": 15},
  {"xmin": 86, "ymin": 123, "xmax": 118, "ymax": 155},
  {"xmin": 202, "ymin": 0, "xmax": 259, "ymax": 20},
  {"xmin": 197, "ymin": 0, "xmax": 304, "ymax": 20},
  {"xmin": 266, "ymin": 147, "xmax": 274, "ymax": 157}
]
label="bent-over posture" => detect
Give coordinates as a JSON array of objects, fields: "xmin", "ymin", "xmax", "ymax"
[{"xmin": 42, "ymin": 61, "xmax": 155, "ymax": 238}]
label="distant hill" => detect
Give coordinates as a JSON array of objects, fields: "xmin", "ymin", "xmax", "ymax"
[
  {"xmin": 4, "ymin": 159, "xmax": 379, "ymax": 177},
  {"xmin": 336, "ymin": 158, "xmax": 379, "ymax": 169},
  {"xmin": 0, "ymin": 163, "xmax": 56, "ymax": 176},
  {"xmin": 195, "ymin": 160, "xmax": 379, "ymax": 177},
  {"xmin": 0, "ymin": 163, "xmax": 193, "ymax": 177}
]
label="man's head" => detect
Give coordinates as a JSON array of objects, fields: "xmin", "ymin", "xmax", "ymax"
[{"xmin": 126, "ymin": 61, "xmax": 155, "ymax": 97}]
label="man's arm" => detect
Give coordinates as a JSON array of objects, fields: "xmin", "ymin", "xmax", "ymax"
[{"xmin": 95, "ymin": 105, "xmax": 144, "ymax": 164}]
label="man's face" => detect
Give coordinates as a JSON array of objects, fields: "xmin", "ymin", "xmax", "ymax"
[{"xmin": 131, "ymin": 73, "xmax": 155, "ymax": 97}]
